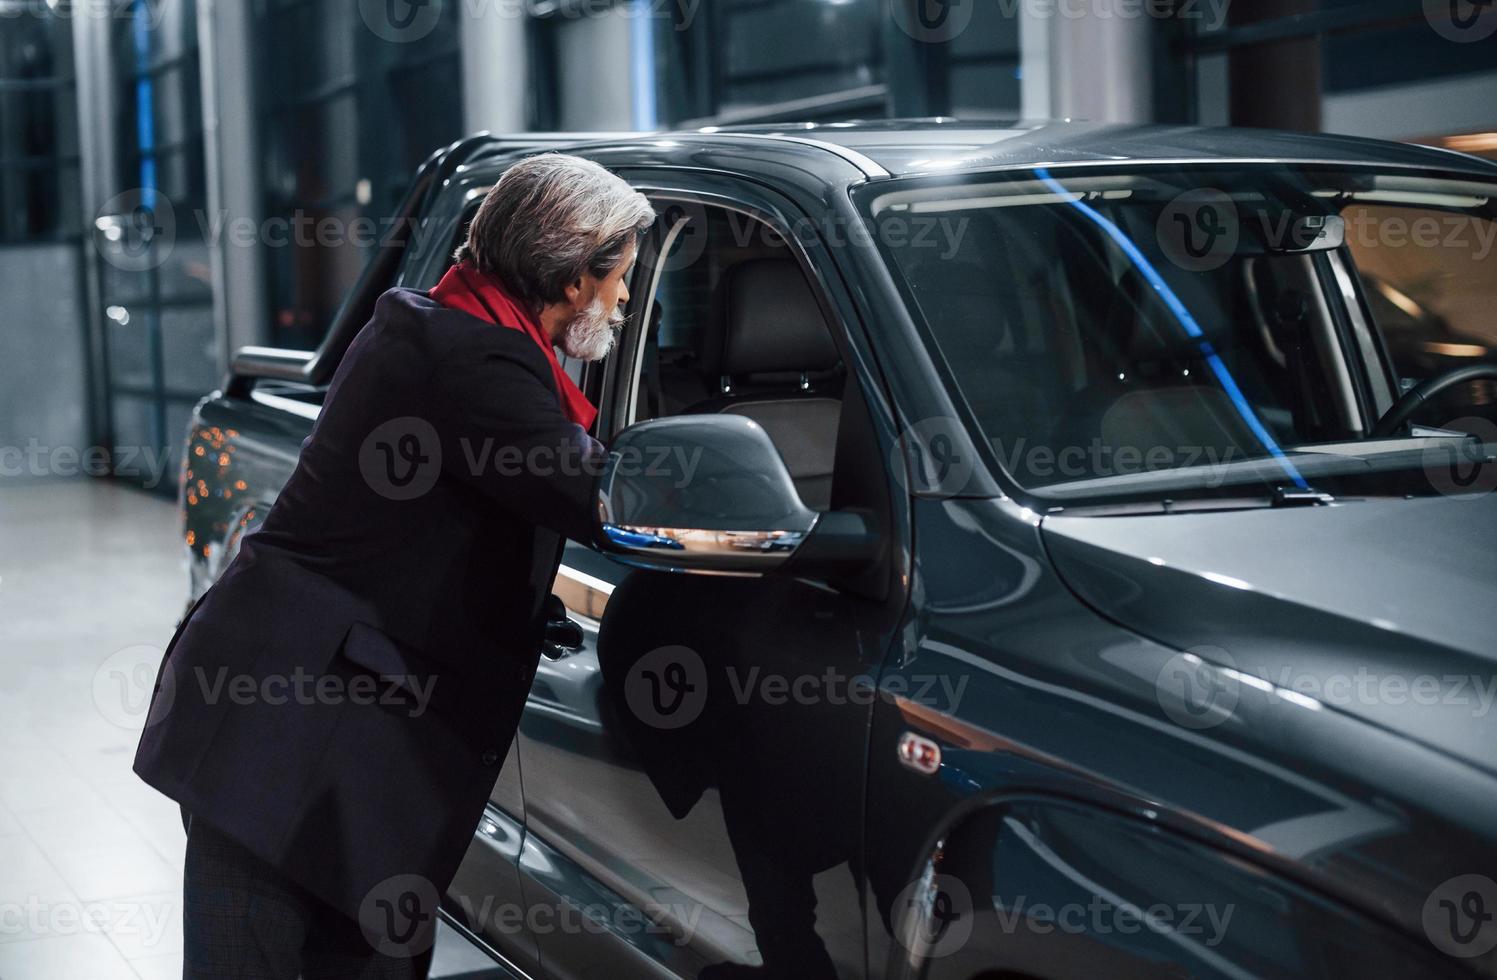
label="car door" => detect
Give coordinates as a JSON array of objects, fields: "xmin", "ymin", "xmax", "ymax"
[{"xmin": 514, "ymin": 173, "xmax": 911, "ymax": 980}]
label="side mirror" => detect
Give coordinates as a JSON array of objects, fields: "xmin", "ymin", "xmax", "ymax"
[{"xmin": 594, "ymin": 415, "xmax": 878, "ymax": 576}]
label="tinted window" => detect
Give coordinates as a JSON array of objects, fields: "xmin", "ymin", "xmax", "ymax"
[{"xmin": 866, "ymin": 167, "xmax": 1497, "ymax": 503}]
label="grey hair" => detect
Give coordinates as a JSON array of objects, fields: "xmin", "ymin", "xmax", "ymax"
[{"xmin": 454, "ymin": 153, "xmax": 656, "ymax": 315}]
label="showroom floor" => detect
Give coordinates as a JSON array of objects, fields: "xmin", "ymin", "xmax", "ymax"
[{"xmin": 0, "ymin": 479, "xmax": 500, "ymax": 979}]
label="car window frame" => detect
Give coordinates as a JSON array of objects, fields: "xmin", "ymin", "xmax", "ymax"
[
  {"xmin": 598, "ymin": 176, "xmax": 871, "ymax": 443},
  {"xmin": 1323, "ymin": 247, "xmax": 1400, "ymax": 422}
]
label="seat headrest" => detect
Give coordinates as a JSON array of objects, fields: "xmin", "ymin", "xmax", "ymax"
[{"xmin": 718, "ymin": 259, "xmax": 840, "ymax": 376}]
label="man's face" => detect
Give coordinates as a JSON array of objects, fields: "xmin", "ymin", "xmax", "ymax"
[{"xmin": 560, "ymin": 241, "xmax": 636, "ymax": 362}]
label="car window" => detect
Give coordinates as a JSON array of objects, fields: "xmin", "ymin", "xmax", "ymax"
[
  {"xmin": 628, "ymin": 201, "xmax": 847, "ymax": 510},
  {"xmin": 1344, "ymin": 201, "xmax": 1497, "ymax": 429},
  {"xmin": 865, "ymin": 167, "xmax": 1497, "ymax": 503}
]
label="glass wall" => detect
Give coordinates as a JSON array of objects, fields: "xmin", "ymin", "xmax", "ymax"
[
  {"xmin": 252, "ymin": 0, "xmax": 465, "ymax": 349},
  {"xmin": 95, "ymin": 0, "xmax": 215, "ymax": 493},
  {"xmin": 1182, "ymin": 0, "xmax": 1497, "ymax": 149},
  {"xmin": 0, "ymin": 6, "xmax": 79, "ymax": 242},
  {"xmin": 710, "ymin": 0, "xmax": 884, "ymax": 115},
  {"xmin": 647, "ymin": 0, "xmax": 1022, "ymax": 125},
  {"xmin": 0, "ymin": 3, "xmax": 89, "ymax": 487}
]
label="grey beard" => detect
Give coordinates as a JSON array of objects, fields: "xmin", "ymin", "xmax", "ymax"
[{"xmin": 560, "ymin": 298, "xmax": 623, "ymax": 361}]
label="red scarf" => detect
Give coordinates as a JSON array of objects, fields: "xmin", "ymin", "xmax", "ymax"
[{"xmin": 429, "ymin": 262, "xmax": 598, "ymax": 431}]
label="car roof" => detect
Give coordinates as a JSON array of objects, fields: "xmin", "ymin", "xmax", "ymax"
[
  {"xmin": 460, "ymin": 119, "xmax": 1497, "ymax": 186},
  {"xmin": 700, "ymin": 118, "xmax": 1497, "ymax": 178}
]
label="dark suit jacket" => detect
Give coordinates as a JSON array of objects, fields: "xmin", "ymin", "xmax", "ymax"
[{"xmin": 133, "ymin": 286, "xmax": 604, "ymax": 931}]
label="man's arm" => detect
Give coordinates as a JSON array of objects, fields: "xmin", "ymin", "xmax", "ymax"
[{"xmin": 430, "ymin": 328, "xmax": 606, "ymax": 544}]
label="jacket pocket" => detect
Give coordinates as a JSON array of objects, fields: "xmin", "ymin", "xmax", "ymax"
[{"xmin": 335, "ymin": 621, "xmax": 461, "ymax": 717}]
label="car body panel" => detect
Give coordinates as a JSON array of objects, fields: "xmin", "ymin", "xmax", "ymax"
[
  {"xmin": 889, "ymin": 795, "xmax": 1467, "ymax": 980},
  {"xmin": 1043, "ymin": 496, "xmax": 1497, "ymax": 776},
  {"xmin": 866, "ymin": 494, "xmax": 1496, "ymax": 978}
]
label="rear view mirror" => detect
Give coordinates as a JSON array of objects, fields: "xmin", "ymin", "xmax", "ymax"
[
  {"xmin": 594, "ymin": 415, "xmax": 876, "ymax": 576},
  {"xmin": 1247, "ymin": 209, "xmax": 1346, "ymax": 254}
]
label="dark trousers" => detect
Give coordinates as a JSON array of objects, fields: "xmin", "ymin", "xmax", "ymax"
[{"xmin": 180, "ymin": 805, "xmax": 436, "ymax": 979}]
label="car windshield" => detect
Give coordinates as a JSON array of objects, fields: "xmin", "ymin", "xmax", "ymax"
[{"xmin": 864, "ymin": 165, "xmax": 1497, "ymax": 505}]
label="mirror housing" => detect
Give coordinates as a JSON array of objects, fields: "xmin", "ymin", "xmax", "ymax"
[{"xmin": 594, "ymin": 415, "xmax": 877, "ymax": 576}]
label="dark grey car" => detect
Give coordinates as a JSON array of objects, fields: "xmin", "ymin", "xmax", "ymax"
[{"xmin": 181, "ymin": 121, "xmax": 1497, "ymax": 979}]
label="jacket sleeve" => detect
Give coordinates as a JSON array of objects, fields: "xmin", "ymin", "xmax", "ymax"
[{"xmin": 429, "ymin": 328, "xmax": 606, "ymax": 544}]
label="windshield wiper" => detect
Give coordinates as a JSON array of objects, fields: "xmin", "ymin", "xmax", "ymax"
[{"xmin": 1045, "ymin": 487, "xmax": 1339, "ymax": 517}]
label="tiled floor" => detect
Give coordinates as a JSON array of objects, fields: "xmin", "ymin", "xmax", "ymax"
[
  {"xmin": 0, "ymin": 479, "xmax": 187, "ymax": 979},
  {"xmin": 0, "ymin": 479, "xmax": 504, "ymax": 980}
]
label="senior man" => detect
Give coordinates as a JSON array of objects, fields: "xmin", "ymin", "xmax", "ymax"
[{"xmin": 133, "ymin": 154, "xmax": 655, "ymax": 979}]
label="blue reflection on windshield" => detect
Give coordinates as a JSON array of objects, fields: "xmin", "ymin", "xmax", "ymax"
[{"xmin": 1033, "ymin": 168, "xmax": 1309, "ymax": 489}]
